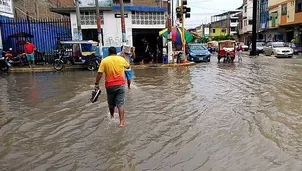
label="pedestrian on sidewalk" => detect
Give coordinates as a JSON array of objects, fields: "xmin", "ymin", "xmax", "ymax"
[
  {"xmin": 24, "ymin": 40, "xmax": 35, "ymax": 69},
  {"xmin": 237, "ymin": 43, "xmax": 243, "ymax": 62},
  {"xmin": 118, "ymin": 45, "xmax": 136, "ymax": 89},
  {"xmin": 94, "ymin": 47, "xmax": 130, "ymax": 128}
]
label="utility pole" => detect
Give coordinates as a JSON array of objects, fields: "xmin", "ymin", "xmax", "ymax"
[
  {"xmin": 119, "ymin": 0, "xmax": 127, "ymax": 45},
  {"xmin": 171, "ymin": 0, "xmax": 174, "ymax": 26},
  {"xmin": 250, "ymin": 0, "xmax": 257, "ymax": 56},
  {"xmin": 95, "ymin": 0, "xmax": 103, "ymax": 58},
  {"xmin": 75, "ymin": 0, "xmax": 82, "ymax": 40},
  {"xmin": 181, "ymin": 0, "xmax": 186, "ymax": 63},
  {"xmin": 167, "ymin": 0, "xmax": 173, "ymax": 63},
  {"xmin": 227, "ymin": 12, "xmax": 230, "ymax": 36}
]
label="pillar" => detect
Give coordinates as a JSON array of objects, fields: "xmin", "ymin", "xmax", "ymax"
[{"xmin": 294, "ymin": 26, "xmax": 301, "ymax": 44}]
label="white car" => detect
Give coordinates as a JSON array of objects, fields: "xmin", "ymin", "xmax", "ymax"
[
  {"xmin": 236, "ymin": 42, "xmax": 249, "ymax": 51},
  {"xmin": 263, "ymin": 42, "xmax": 293, "ymax": 58}
]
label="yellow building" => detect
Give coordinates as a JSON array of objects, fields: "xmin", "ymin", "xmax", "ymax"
[
  {"xmin": 268, "ymin": 0, "xmax": 302, "ymax": 43},
  {"xmin": 210, "ymin": 27, "xmax": 228, "ymax": 37}
]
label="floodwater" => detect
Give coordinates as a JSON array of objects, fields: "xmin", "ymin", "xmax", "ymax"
[{"xmin": 1, "ymin": 56, "xmax": 302, "ymax": 171}]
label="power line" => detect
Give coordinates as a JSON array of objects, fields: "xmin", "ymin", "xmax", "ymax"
[{"xmin": 189, "ymin": 0, "xmax": 212, "ymax": 5}]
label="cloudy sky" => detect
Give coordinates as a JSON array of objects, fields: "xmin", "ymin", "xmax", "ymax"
[{"xmin": 179, "ymin": 0, "xmax": 242, "ymax": 28}]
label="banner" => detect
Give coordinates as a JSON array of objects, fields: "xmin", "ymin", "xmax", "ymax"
[
  {"xmin": 204, "ymin": 27, "xmax": 209, "ymax": 38},
  {"xmin": 77, "ymin": 0, "xmax": 113, "ymax": 7},
  {"xmin": 0, "ymin": 0, "xmax": 13, "ymax": 17}
]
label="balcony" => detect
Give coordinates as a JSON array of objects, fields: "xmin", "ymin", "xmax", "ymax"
[{"xmin": 230, "ymin": 22, "xmax": 238, "ymax": 27}]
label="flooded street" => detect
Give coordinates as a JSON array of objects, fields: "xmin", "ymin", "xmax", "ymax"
[{"xmin": 2, "ymin": 56, "xmax": 302, "ymax": 170}]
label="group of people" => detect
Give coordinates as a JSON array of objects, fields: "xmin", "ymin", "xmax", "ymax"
[
  {"xmin": 94, "ymin": 45, "xmax": 136, "ymax": 128},
  {"xmin": 5, "ymin": 40, "xmax": 36, "ymax": 69}
]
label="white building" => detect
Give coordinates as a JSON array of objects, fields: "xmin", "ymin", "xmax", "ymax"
[
  {"xmin": 239, "ymin": 0, "xmax": 253, "ymax": 44},
  {"xmin": 0, "ymin": 0, "xmax": 14, "ymax": 48},
  {"xmin": 230, "ymin": 14, "xmax": 240, "ymax": 35},
  {"xmin": 51, "ymin": 4, "xmax": 167, "ymax": 57}
]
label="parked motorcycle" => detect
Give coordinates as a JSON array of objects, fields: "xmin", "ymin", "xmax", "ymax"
[
  {"xmin": 8, "ymin": 53, "xmax": 28, "ymax": 66},
  {"xmin": 0, "ymin": 56, "xmax": 10, "ymax": 72}
]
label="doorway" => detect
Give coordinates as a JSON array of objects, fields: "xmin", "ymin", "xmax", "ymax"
[
  {"xmin": 82, "ymin": 29, "xmax": 104, "ymax": 45},
  {"xmin": 132, "ymin": 28, "xmax": 163, "ymax": 63}
]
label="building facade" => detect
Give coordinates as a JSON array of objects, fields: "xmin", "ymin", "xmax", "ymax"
[
  {"xmin": 0, "ymin": 0, "xmax": 15, "ymax": 48},
  {"xmin": 259, "ymin": 0, "xmax": 269, "ymax": 38},
  {"xmin": 51, "ymin": 0, "xmax": 167, "ymax": 57},
  {"xmin": 262, "ymin": 0, "xmax": 302, "ymax": 43},
  {"xmin": 239, "ymin": 0, "xmax": 253, "ymax": 44},
  {"xmin": 13, "ymin": 0, "xmax": 73, "ymax": 19},
  {"xmin": 210, "ymin": 11, "xmax": 240, "ymax": 39}
]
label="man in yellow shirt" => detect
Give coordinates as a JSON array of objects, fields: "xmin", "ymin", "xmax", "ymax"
[{"xmin": 94, "ymin": 47, "xmax": 130, "ymax": 127}]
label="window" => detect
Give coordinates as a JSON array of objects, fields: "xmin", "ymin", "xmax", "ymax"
[
  {"xmin": 231, "ymin": 19, "xmax": 237, "ymax": 23},
  {"xmin": 113, "ymin": 0, "xmax": 131, "ymax": 3},
  {"xmin": 132, "ymin": 12, "xmax": 166, "ymax": 25},
  {"xmin": 212, "ymin": 29, "xmax": 216, "ymax": 33},
  {"xmin": 296, "ymin": 0, "xmax": 302, "ymax": 13},
  {"xmin": 282, "ymin": 5, "xmax": 287, "ymax": 15},
  {"xmin": 248, "ymin": 20, "xmax": 253, "ymax": 25},
  {"xmin": 231, "ymin": 27, "xmax": 236, "ymax": 31},
  {"xmin": 80, "ymin": 11, "xmax": 104, "ymax": 25},
  {"xmin": 244, "ymin": 20, "xmax": 247, "ymax": 26},
  {"xmin": 244, "ymin": 6, "xmax": 247, "ymax": 12}
]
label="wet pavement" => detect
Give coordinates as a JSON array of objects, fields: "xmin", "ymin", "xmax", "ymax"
[{"xmin": 1, "ymin": 56, "xmax": 302, "ymax": 170}]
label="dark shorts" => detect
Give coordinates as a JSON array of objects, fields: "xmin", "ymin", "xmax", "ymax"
[{"xmin": 106, "ymin": 85, "xmax": 125, "ymax": 108}]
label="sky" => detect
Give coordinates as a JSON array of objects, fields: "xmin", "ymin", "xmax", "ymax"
[{"xmin": 178, "ymin": 0, "xmax": 243, "ymax": 29}]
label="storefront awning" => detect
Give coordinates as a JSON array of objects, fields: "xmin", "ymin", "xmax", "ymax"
[
  {"xmin": 50, "ymin": 7, "xmax": 113, "ymax": 16},
  {"xmin": 50, "ymin": 5, "xmax": 167, "ymax": 16}
]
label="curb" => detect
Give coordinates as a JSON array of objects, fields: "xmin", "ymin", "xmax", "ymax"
[
  {"xmin": 9, "ymin": 62, "xmax": 196, "ymax": 73},
  {"xmin": 160, "ymin": 62, "xmax": 196, "ymax": 67},
  {"xmin": 9, "ymin": 66, "xmax": 85, "ymax": 72}
]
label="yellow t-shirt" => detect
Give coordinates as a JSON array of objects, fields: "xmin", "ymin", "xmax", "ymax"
[{"xmin": 98, "ymin": 55, "xmax": 130, "ymax": 88}]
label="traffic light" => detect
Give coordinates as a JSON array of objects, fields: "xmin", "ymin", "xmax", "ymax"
[
  {"xmin": 176, "ymin": 7, "xmax": 182, "ymax": 19},
  {"xmin": 182, "ymin": 0, "xmax": 191, "ymax": 18}
]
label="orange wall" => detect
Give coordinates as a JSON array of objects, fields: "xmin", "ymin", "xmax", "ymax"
[
  {"xmin": 295, "ymin": 13, "xmax": 302, "ymax": 23},
  {"xmin": 281, "ymin": 15, "xmax": 287, "ymax": 25}
]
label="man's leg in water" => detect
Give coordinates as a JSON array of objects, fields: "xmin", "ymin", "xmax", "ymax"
[
  {"xmin": 125, "ymin": 70, "xmax": 133, "ymax": 89},
  {"xmin": 106, "ymin": 87, "xmax": 116, "ymax": 118},
  {"xmin": 115, "ymin": 85, "xmax": 126, "ymax": 127}
]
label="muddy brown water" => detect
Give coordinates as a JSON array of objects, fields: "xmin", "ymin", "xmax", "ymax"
[{"xmin": 1, "ymin": 56, "xmax": 302, "ymax": 171}]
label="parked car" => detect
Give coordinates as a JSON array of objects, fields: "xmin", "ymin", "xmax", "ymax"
[
  {"xmin": 249, "ymin": 42, "xmax": 264, "ymax": 53},
  {"xmin": 285, "ymin": 42, "xmax": 302, "ymax": 54},
  {"xmin": 263, "ymin": 42, "xmax": 293, "ymax": 58},
  {"xmin": 236, "ymin": 42, "xmax": 249, "ymax": 51},
  {"xmin": 187, "ymin": 43, "xmax": 211, "ymax": 62}
]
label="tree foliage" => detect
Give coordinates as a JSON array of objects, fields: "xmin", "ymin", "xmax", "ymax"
[{"xmin": 197, "ymin": 35, "xmax": 235, "ymax": 43}]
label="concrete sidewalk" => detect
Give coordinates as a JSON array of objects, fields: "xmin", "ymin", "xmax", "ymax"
[{"xmin": 9, "ymin": 62, "xmax": 196, "ymax": 72}]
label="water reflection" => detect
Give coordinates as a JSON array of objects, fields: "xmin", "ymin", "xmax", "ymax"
[{"xmin": 2, "ymin": 57, "xmax": 302, "ymax": 170}]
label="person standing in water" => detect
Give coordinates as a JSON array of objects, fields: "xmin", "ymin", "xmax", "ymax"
[
  {"xmin": 94, "ymin": 47, "xmax": 130, "ymax": 127},
  {"xmin": 24, "ymin": 40, "xmax": 35, "ymax": 69},
  {"xmin": 118, "ymin": 45, "xmax": 136, "ymax": 89}
]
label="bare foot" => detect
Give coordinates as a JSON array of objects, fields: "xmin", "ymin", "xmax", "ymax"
[{"xmin": 119, "ymin": 121, "xmax": 126, "ymax": 128}]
